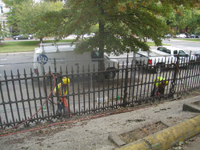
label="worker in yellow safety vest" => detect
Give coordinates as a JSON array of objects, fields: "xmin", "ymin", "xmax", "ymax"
[
  {"xmin": 151, "ymin": 77, "xmax": 169, "ymax": 97},
  {"xmin": 54, "ymin": 77, "xmax": 71, "ymax": 116}
]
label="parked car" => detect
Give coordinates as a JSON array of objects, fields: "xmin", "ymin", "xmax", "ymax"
[
  {"xmin": 164, "ymin": 34, "xmax": 171, "ymax": 38},
  {"xmin": 176, "ymin": 33, "xmax": 187, "ymax": 38},
  {"xmin": 189, "ymin": 34, "xmax": 196, "ymax": 38},
  {"xmin": 13, "ymin": 34, "xmax": 33, "ymax": 40},
  {"xmin": 82, "ymin": 33, "xmax": 95, "ymax": 39}
]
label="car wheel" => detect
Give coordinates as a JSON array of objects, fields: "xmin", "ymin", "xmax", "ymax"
[
  {"xmin": 16, "ymin": 37, "xmax": 18, "ymax": 40},
  {"xmin": 28, "ymin": 37, "xmax": 31, "ymax": 40}
]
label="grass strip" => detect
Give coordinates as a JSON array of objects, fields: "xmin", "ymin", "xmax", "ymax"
[
  {"xmin": 0, "ymin": 40, "xmax": 74, "ymax": 53},
  {"xmin": 0, "ymin": 40, "xmax": 170, "ymax": 53}
]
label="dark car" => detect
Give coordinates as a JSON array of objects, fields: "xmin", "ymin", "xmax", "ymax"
[
  {"xmin": 13, "ymin": 34, "xmax": 33, "ymax": 40},
  {"xmin": 189, "ymin": 34, "xmax": 196, "ymax": 38}
]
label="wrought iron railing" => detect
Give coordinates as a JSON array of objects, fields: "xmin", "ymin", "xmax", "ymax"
[{"xmin": 0, "ymin": 56, "xmax": 200, "ymax": 129}]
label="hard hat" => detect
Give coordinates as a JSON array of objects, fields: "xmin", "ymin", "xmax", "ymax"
[
  {"xmin": 62, "ymin": 77, "xmax": 70, "ymax": 84},
  {"xmin": 164, "ymin": 80, "xmax": 168, "ymax": 86}
]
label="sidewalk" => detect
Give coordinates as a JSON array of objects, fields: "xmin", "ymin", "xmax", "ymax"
[
  {"xmin": 184, "ymin": 136, "xmax": 200, "ymax": 150},
  {"xmin": 0, "ymin": 95, "xmax": 200, "ymax": 150}
]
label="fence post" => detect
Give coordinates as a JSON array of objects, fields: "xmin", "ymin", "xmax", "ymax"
[
  {"xmin": 123, "ymin": 54, "xmax": 129, "ymax": 107},
  {"xmin": 0, "ymin": 115, "xmax": 2, "ymax": 129},
  {"xmin": 53, "ymin": 59, "xmax": 60, "ymax": 116},
  {"xmin": 131, "ymin": 53, "xmax": 136, "ymax": 99},
  {"xmin": 170, "ymin": 54, "xmax": 179, "ymax": 98}
]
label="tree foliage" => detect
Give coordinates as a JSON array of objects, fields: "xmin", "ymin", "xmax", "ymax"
[
  {"xmin": 0, "ymin": 16, "xmax": 8, "ymax": 43},
  {"xmin": 3, "ymin": 0, "xmax": 64, "ymax": 40},
  {"xmin": 2, "ymin": 0, "xmax": 29, "ymax": 7},
  {"xmin": 164, "ymin": 6, "xmax": 197, "ymax": 35},
  {"xmin": 60, "ymin": 0, "xmax": 199, "ymax": 57},
  {"xmin": 15, "ymin": 1, "xmax": 64, "ymax": 41},
  {"xmin": 188, "ymin": 7, "xmax": 200, "ymax": 34},
  {"xmin": 3, "ymin": 0, "xmax": 32, "ymax": 35},
  {"xmin": 3, "ymin": 0, "xmax": 200, "ymax": 55}
]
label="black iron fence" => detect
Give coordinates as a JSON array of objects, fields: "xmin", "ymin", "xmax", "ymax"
[{"xmin": 0, "ymin": 56, "xmax": 200, "ymax": 129}]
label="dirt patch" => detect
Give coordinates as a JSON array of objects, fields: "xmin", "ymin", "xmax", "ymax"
[
  {"xmin": 1, "ymin": 121, "xmax": 88, "ymax": 146},
  {"xmin": 29, "ymin": 123, "xmax": 73, "ymax": 137},
  {"xmin": 2, "ymin": 137, "xmax": 25, "ymax": 145},
  {"xmin": 119, "ymin": 121, "xmax": 167, "ymax": 144},
  {"xmin": 28, "ymin": 119, "xmax": 88, "ymax": 137}
]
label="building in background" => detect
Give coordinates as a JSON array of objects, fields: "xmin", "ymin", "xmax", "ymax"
[{"xmin": 0, "ymin": 0, "xmax": 11, "ymax": 37}]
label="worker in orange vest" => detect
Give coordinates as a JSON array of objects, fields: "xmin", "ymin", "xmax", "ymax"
[{"xmin": 54, "ymin": 77, "xmax": 71, "ymax": 117}]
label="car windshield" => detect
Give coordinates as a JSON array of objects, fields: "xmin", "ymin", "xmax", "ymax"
[
  {"xmin": 179, "ymin": 50, "xmax": 187, "ymax": 56},
  {"xmin": 174, "ymin": 50, "xmax": 187, "ymax": 56},
  {"xmin": 157, "ymin": 47, "xmax": 171, "ymax": 54},
  {"xmin": 91, "ymin": 51, "xmax": 99, "ymax": 59}
]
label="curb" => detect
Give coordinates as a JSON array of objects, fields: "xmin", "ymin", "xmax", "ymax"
[
  {"xmin": 116, "ymin": 115, "xmax": 200, "ymax": 150},
  {"xmin": 183, "ymin": 103, "xmax": 200, "ymax": 113},
  {"xmin": 108, "ymin": 132, "xmax": 126, "ymax": 147},
  {"xmin": 108, "ymin": 119, "xmax": 163, "ymax": 147}
]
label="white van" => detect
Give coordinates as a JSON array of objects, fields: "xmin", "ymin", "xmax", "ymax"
[{"xmin": 33, "ymin": 43, "xmax": 119, "ymax": 80}]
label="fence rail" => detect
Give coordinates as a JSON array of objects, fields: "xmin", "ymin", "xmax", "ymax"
[{"xmin": 0, "ymin": 56, "xmax": 200, "ymax": 129}]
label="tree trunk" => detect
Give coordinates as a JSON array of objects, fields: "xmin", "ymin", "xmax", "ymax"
[
  {"xmin": 40, "ymin": 38, "xmax": 43, "ymax": 43},
  {"xmin": 99, "ymin": 20, "xmax": 105, "ymax": 70},
  {"xmin": 97, "ymin": 3, "xmax": 105, "ymax": 82}
]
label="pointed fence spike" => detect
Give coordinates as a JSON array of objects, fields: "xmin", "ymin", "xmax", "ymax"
[
  {"xmin": 4, "ymin": 70, "xmax": 7, "ymax": 78},
  {"xmin": 66, "ymin": 66, "xmax": 68, "ymax": 74}
]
